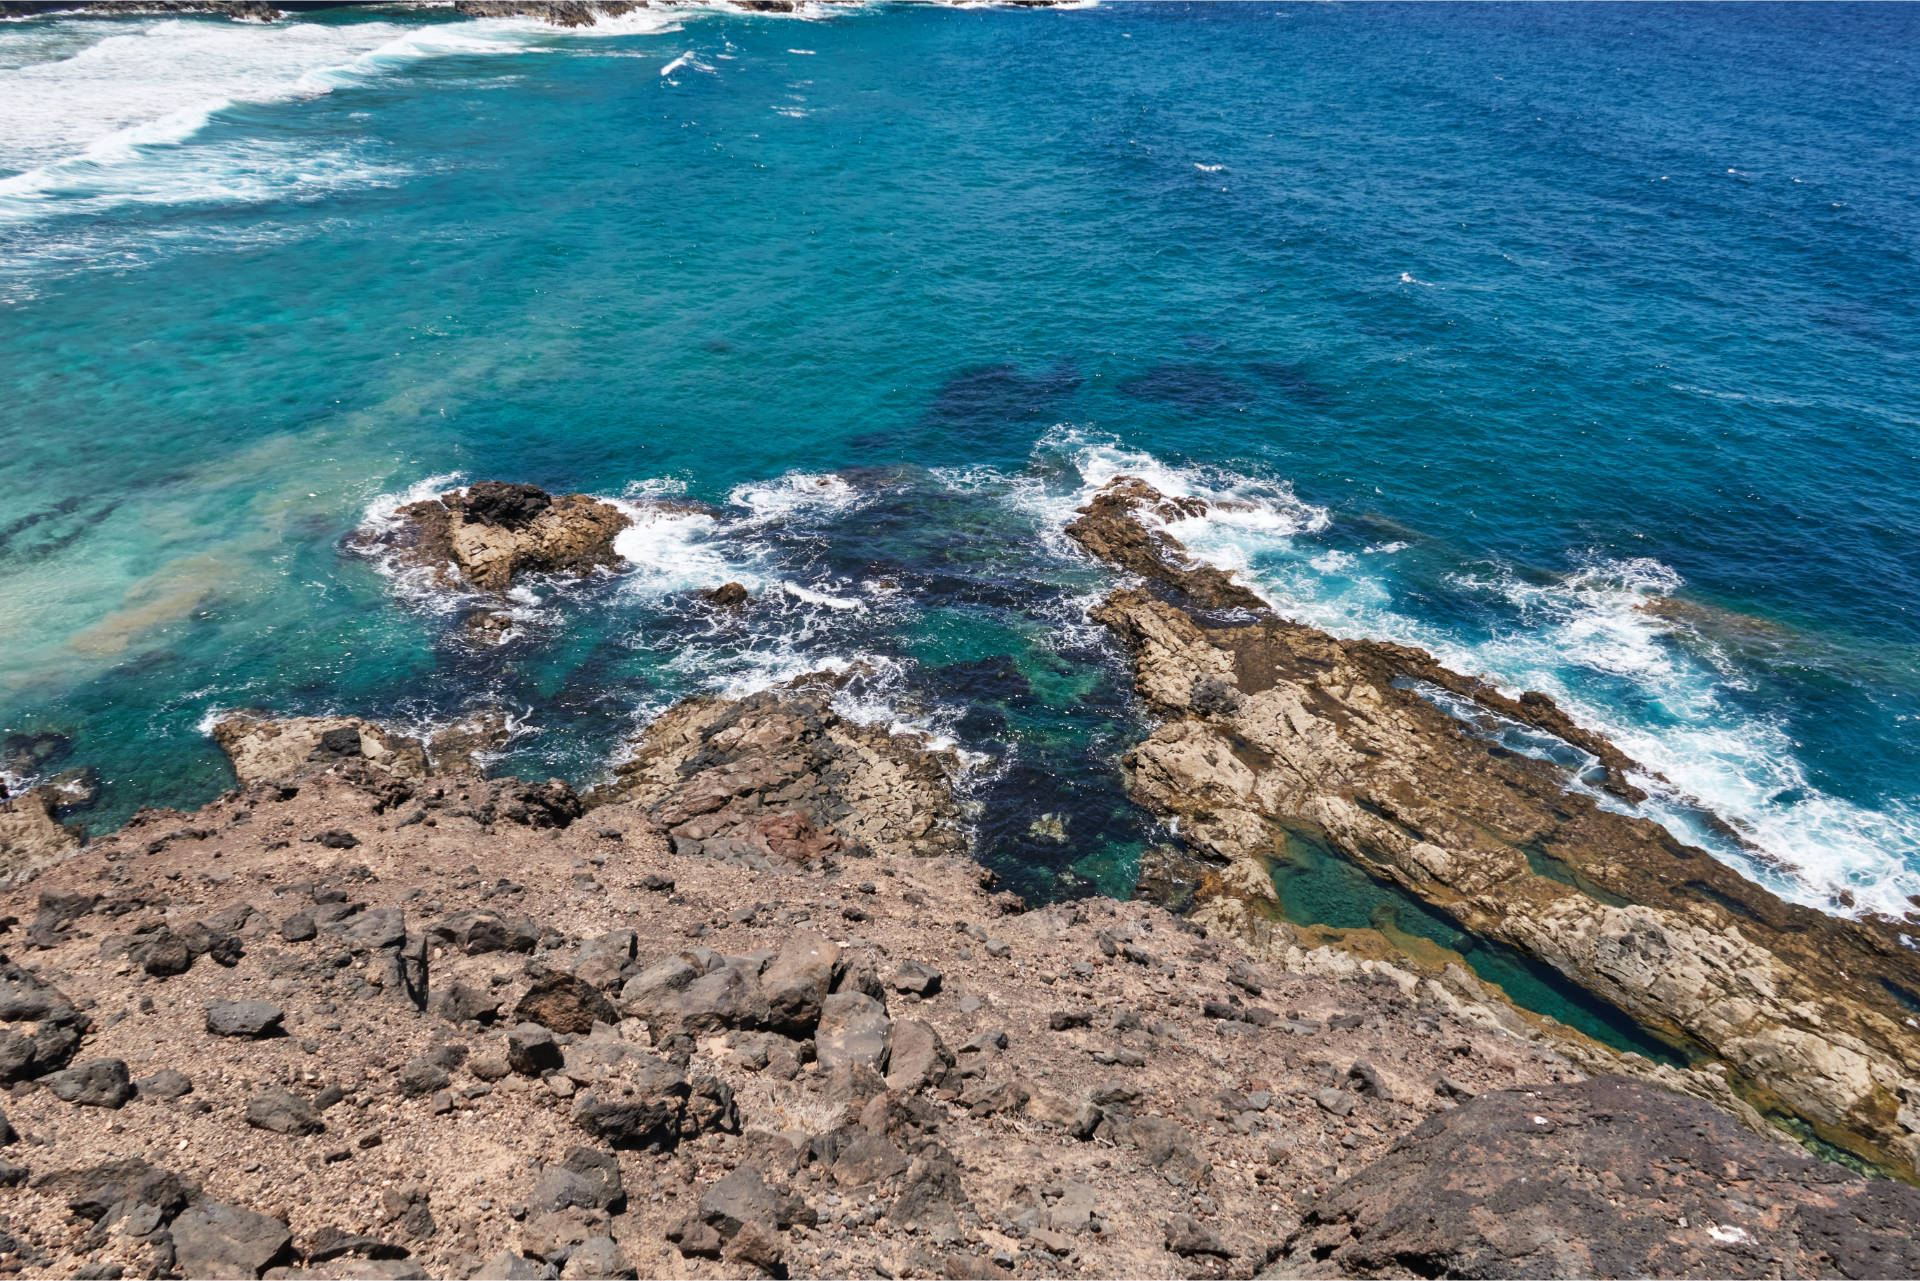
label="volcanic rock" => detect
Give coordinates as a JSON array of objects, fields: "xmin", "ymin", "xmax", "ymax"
[
  {"xmin": 347, "ymin": 481, "xmax": 630, "ymax": 595},
  {"xmin": 1071, "ymin": 475, "xmax": 1920, "ymax": 1177},
  {"xmin": 1279, "ymin": 1076, "xmax": 1920, "ymax": 1279}
]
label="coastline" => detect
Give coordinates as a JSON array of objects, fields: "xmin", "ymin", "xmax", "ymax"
[{"xmin": 3, "ymin": 479, "xmax": 1920, "ymax": 1277}]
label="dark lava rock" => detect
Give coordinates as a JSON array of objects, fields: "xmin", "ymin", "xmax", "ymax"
[
  {"xmin": 698, "ymin": 1165, "xmax": 806, "ymax": 1238},
  {"xmin": 42, "ymin": 1057, "xmax": 133, "ymax": 1108},
  {"xmin": 1166, "ymin": 1213, "xmax": 1232, "ymax": 1258},
  {"xmin": 205, "ymin": 999, "xmax": 284, "ymax": 1039},
  {"xmin": 1280, "ymin": 1076, "xmax": 1920, "ymax": 1279},
  {"xmin": 246, "ymin": 1088, "xmax": 325, "ymax": 1136},
  {"xmin": 505, "ymin": 1022, "xmax": 563, "ymax": 1077},
  {"xmin": 531, "ymin": 1146, "xmax": 625, "ymax": 1213},
  {"xmin": 436, "ymin": 910, "xmax": 540, "ymax": 955},
  {"xmin": 395, "ymin": 1056, "xmax": 453, "ymax": 1099},
  {"xmin": 703, "ymin": 582, "xmax": 750, "ymax": 608},
  {"xmin": 134, "ymin": 1068, "xmax": 194, "ymax": 1101},
  {"xmin": 513, "ymin": 971, "xmax": 619, "ymax": 1035},
  {"xmin": 135, "ymin": 931, "xmax": 194, "ymax": 978},
  {"xmin": 32, "ymin": 1156, "xmax": 197, "ymax": 1223},
  {"xmin": 464, "ymin": 481, "xmax": 552, "ymax": 530},
  {"xmin": 432, "ymin": 980, "xmax": 501, "ymax": 1026},
  {"xmin": 170, "ymin": 1199, "xmax": 293, "ymax": 1278},
  {"xmin": 314, "ymin": 828, "xmax": 360, "ymax": 849},
  {"xmin": 815, "ymin": 991, "xmax": 890, "ymax": 1074}
]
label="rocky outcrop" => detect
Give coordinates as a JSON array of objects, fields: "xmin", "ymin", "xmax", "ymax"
[
  {"xmin": 1069, "ymin": 477, "xmax": 1920, "ymax": 1179},
  {"xmin": 209, "ymin": 712, "xmax": 578, "ymax": 831},
  {"xmin": 587, "ymin": 677, "xmax": 966, "ymax": 866},
  {"xmin": 0, "ymin": 786, "xmax": 85, "ymax": 881},
  {"xmin": 348, "ymin": 481, "xmax": 630, "ymax": 596},
  {"xmin": 212, "ymin": 715, "xmax": 431, "ymax": 788},
  {"xmin": 451, "ymin": 0, "xmax": 648, "ymax": 25},
  {"xmin": 1279, "ymin": 1075, "xmax": 1920, "ymax": 1279},
  {"xmin": 211, "ymin": 710, "xmax": 519, "ymax": 784}
]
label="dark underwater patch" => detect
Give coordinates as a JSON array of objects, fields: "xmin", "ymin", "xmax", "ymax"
[
  {"xmin": 1116, "ymin": 363, "xmax": 1253, "ymax": 412},
  {"xmin": 1246, "ymin": 360, "xmax": 1336, "ymax": 408}
]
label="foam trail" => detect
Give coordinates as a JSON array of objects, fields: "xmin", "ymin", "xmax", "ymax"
[
  {"xmin": 0, "ymin": 11, "xmax": 684, "ymax": 226},
  {"xmin": 608, "ymin": 499, "xmax": 755, "ymax": 599}
]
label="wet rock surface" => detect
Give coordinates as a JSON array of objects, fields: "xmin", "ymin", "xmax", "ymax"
[
  {"xmin": 345, "ymin": 481, "xmax": 630, "ymax": 596},
  {"xmin": 1068, "ymin": 476, "xmax": 1920, "ymax": 1179},
  {"xmin": 1278, "ymin": 1075, "xmax": 1920, "ymax": 1279}
]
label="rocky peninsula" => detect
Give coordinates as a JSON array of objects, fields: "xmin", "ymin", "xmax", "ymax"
[{"xmin": 2, "ymin": 479, "xmax": 1919, "ymax": 1279}]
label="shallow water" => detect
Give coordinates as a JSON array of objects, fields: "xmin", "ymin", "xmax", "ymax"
[{"xmin": 2, "ymin": 2, "xmax": 1918, "ymax": 918}]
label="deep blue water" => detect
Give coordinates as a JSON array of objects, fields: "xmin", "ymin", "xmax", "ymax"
[{"xmin": 2, "ymin": 2, "xmax": 1918, "ymax": 918}]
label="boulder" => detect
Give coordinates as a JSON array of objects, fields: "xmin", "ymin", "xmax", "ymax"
[
  {"xmin": 246, "ymin": 1088, "xmax": 324, "ymax": 1136},
  {"xmin": 884, "ymin": 1019, "xmax": 953, "ymax": 1093},
  {"xmin": 816, "ymin": 992, "xmax": 891, "ymax": 1075},
  {"xmin": 169, "ymin": 1199, "xmax": 293, "ymax": 1279},
  {"xmin": 42, "ymin": 1058, "xmax": 133, "ymax": 1109},
  {"xmin": 205, "ymin": 999, "xmax": 285, "ymax": 1039},
  {"xmin": 1281, "ymin": 1076, "xmax": 1920, "ymax": 1279},
  {"xmin": 506, "ymin": 1023, "xmax": 563, "ymax": 1077},
  {"xmin": 647, "ymin": 962, "xmax": 769, "ymax": 1038},
  {"xmin": 513, "ymin": 972, "xmax": 619, "ymax": 1035},
  {"xmin": 760, "ymin": 931, "xmax": 840, "ymax": 1034}
]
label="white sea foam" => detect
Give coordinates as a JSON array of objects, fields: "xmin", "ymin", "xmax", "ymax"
[
  {"xmin": 0, "ymin": 10, "xmax": 682, "ymax": 229},
  {"xmin": 779, "ymin": 580, "xmax": 864, "ymax": 611},
  {"xmin": 608, "ymin": 499, "xmax": 755, "ymax": 599},
  {"xmin": 352, "ymin": 472, "xmax": 472, "ymax": 611},
  {"xmin": 727, "ymin": 471, "xmax": 864, "ymax": 524},
  {"xmin": 1012, "ymin": 428, "xmax": 1920, "ymax": 919},
  {"xmin": 659, "ymin": 49, "xmax": 714, "ymax": 76}
]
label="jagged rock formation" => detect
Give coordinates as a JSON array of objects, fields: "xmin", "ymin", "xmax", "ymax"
[
  {"xmin": 1277, "ymin": 1075, "xmax": 1920, "ymax": 1279},
  {"xmin": 0, "ymin": 787, "xmax": 85, "ymax": 883},
  {"xmin": 1068, "ymin": 476, "xmax": 1920, "ymax": 1180},
  {"xmin": 453, "ymin": 0, "xmax": 650, "ymax": 23},
  {"xmin": 347, "ymin": 481, "xmax": 630, "ymax": 596},
  {"xmin": 586, "ymin": 678, "xmax": 968, "ymax": 867}
]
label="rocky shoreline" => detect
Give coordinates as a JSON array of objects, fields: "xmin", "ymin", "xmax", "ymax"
[
  {"xmin": 1066, "ymin": 476, "xmax": 1920, "ymax": 1182},
  {"xmin": 3, "ymin": 477, "xmax": 1920, "ymax": 1278},
  {"xmin": 0, "ymin": 0, "xmax": 1082, "ymax": 23}
]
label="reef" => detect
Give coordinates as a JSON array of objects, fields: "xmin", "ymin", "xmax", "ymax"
[{"xmin": 1067, "ymin": 476, "xmax": 1920, "ymax": 1180}]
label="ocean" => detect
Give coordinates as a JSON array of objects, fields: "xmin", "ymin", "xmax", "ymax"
[{"xmin": 3, "ymin": 1, "xmax": 1917, "ymax": 925}]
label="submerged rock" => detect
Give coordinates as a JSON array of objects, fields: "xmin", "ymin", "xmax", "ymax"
[
  {"xmin": 346, "ymin": 480, "xmax": 629, "ymax": 595},
  {"xmin": 1071, "ymin": 476, "xmax": 1920, "ymax": 1178},
  {"xmin": 1279, "ymin": 1076, "xmax": 1920, "ymax": 1279}
]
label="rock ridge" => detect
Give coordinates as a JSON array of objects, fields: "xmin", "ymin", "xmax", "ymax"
[{"xmin": 1067, "ymin": 475, "xmax": 1920, "ymax": 1180}]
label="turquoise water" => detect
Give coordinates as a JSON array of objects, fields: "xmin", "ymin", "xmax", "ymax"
[{"xmin": 2, "ymin": 3, "xmax": 1918, "ymax": 915}]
